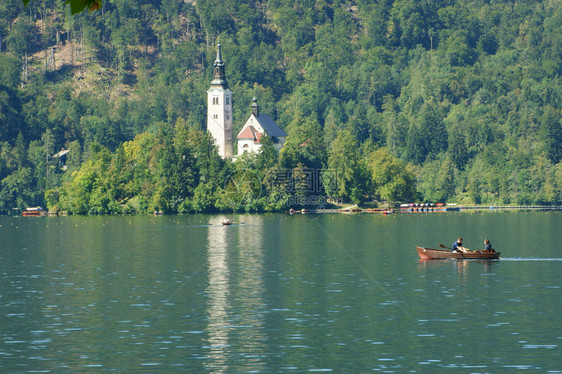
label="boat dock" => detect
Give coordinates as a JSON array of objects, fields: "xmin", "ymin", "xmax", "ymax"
[{"xmin": 294, "ymin": 205, "xmax": 562, "ymax": 214}]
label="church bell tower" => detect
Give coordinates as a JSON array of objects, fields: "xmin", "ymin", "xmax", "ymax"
[{"xmin": 207, "ymin": 43, "xmax": 233, "ymax": 159}]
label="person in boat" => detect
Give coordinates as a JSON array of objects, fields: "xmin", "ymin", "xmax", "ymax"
[
  {"xmin": 452, "ymin": 237, "xmax": 468, "ymax": 253},
  {"xmin": 483, "ymin": 239, "xmax": 495, "ymax": 253}
]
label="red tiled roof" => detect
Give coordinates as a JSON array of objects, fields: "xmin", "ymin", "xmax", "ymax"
[
  {"xmin": 237, "ymin": 126, "xmax": 258, "ymax": 140},
  {"xmin": 300, "ymin": 138, "xmax": 312, "ymax": 147},
  {"xmin": 236, "ymin": 125, "xmax": 266, "ymax": 144}
]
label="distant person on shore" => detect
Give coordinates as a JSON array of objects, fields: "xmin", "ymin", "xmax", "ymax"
[
  {"xmin": 452, "ymin": 237, "xmax": 468, "ymax": 253},
  {"xmin": 483, "ymin": 239, "xmax": 495, "ymax": 253}
]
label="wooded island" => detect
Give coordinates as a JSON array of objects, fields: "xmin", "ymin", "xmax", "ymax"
[{"xmin": 1, "ymin": 0, "xmax": 561, "ymax": 214}]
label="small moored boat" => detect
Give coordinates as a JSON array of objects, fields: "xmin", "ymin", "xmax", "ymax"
[
  {"xmin": 417, "ymin": 246, "xmax": 501, "ymax": 260},
  {"xmin": 22, "ymin": 207, "xmax": 47, "ymax": 217},
  {"xmin": 222, "ymin": 219, "xmax": 232, "ymax": 226}
]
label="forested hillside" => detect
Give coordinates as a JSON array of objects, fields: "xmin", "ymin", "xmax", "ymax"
[{"xmin": 1, "ymin": 0, "xmax": 561, "ymax": 214}]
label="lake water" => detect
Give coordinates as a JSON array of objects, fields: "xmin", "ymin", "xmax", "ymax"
[{"xmin": 1, "ymin": 211, "xmax": 560, "ymax": 373}]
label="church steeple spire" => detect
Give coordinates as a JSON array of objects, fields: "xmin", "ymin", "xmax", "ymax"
[
  {"xmin": 215, "ymin": 42, "xmax": 223, "ymax": 64},
  {"xmin": 211, "ymin": 42, "xmax": 228, "ymax": 87},
  {"xmin": 251, "ymin": 96, "xmax": 259, "ymax": 117}
]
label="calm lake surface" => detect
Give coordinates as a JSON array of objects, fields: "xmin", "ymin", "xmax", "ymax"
[{"xmin": 1, "ymin": 211, "xmax": 561, "ymax": 373}]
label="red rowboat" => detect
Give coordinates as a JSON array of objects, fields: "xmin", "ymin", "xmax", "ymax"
[{"xmin": 417, "ymin": 246, "xmax": 501, "ymax": 260}]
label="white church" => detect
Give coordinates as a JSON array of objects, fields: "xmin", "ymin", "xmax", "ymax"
[{"xmin": 207, "ymin": 44, "xmax": 286, "ymax": 160}]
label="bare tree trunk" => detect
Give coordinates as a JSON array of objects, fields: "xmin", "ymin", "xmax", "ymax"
[
  {"xmin": 79, "ymin": 27, "xmax": 83, "ymax": 74},
  {"xmin": 21, "ymin": 52, "xmax": 28, "ymax": 87},
  {"xmin": 70, "ymin": 30, "xmax": 74, "ymax": 65},
  {"xmin": 50, "ymin": 47, "xmax": 55, "ymax": 70}
]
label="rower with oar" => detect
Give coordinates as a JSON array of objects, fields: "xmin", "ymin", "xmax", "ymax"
[
  {"xmin": 439, "ymin": 238, "xmax": 469, "ymax": 253},
  {"xmin": 452, "ymin": 237, "xmax": 468, "ymax": 253}
]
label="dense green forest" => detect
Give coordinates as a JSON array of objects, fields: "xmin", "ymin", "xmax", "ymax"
[{"xmin": 1, "ymin": 0, "xmax": 561, "ymax": 214}]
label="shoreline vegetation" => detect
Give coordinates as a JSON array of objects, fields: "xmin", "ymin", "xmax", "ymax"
[
  {"xmin": 1, "ymin": 1, "xmax": 561, "ymax": 215},
  {"xmin": 16, "ymin": 204, "xmax": 562, "ymax": 217}
]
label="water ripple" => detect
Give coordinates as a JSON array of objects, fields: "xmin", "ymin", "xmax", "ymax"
[{"xmin": 500, "ymin": 257, "xmax": 562, "ymax": 261}]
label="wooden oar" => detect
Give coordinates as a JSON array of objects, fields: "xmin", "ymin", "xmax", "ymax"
[
  {"xmin": 440, "ymin": 243, "xmax": 471, "ymax": 252},
  {"xmin": 439, "ymin": 243, "xmax": 466, "ymax": 258}
]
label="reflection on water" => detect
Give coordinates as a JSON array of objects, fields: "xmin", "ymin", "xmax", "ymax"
[
  {"xmin": 233, "ymin": 215, "xmax": 266, "ymax": 373},
  {"xmin": 204, "ymin": 215, "xmax": 266, "ymax": 373},
  {"xmin": 205, "ymin": 216, "xmax": 232, "ymax": 372},
  {"xmin": 417, "ymin": 258, "xmax": 500, "ymax": 270}
]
